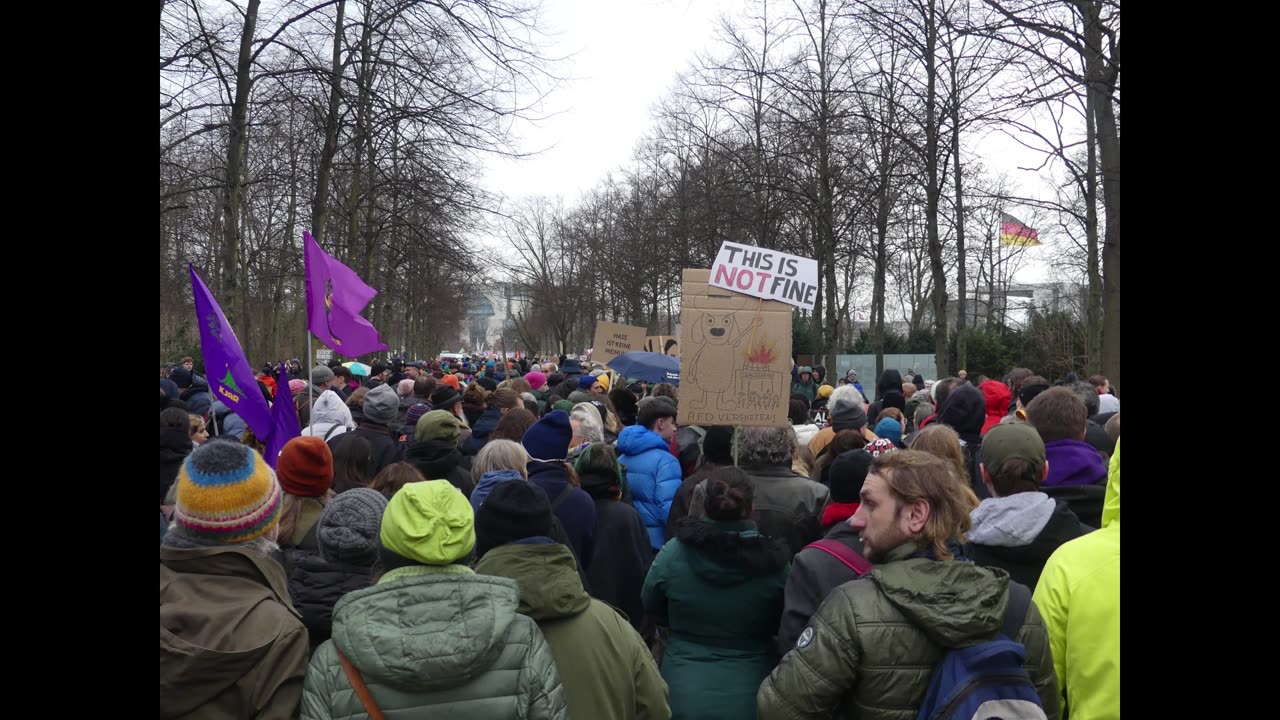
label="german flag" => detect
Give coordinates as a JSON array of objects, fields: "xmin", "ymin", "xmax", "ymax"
[{"xmin": 1000, "ymin": 212, "xmax": 1041, "ymax": 246}]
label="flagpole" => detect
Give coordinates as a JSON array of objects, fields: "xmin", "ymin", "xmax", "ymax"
[{"xmin": 307, "ymin": 331, "xmax": 315, "ymax": 436}]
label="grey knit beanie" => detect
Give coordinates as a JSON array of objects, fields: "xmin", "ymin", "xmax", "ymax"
[
  {"xmin": 316, "ymin": 488, "xmax": 388, "ymax": 565},
  {"xmin": 311, "ymin": 365, "xmax": 335, "ymax": 385},
  {"xmin": 363, "ymin": 384, "xmax": 399, "ymax": 425}
]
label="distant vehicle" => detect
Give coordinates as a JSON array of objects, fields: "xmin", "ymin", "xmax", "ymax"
[{"xmin": 440, "ymin": 352, "xmax": 468, "ymax": 363}]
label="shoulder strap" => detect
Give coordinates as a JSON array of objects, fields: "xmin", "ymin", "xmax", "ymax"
[
  {"xmin": 337, "ymin": 649, "xmax": 386, "ymax": 720},
  {"xmin": 323, "ymin": 423, "xmax": 341, "ymax": 442},
  {"xmin": 551, "ymin": 482, "xmax": 575, "ymax": 511},
  {"xmin": 1002, "ymin": 580, "xmax": 1032, "ymax": 640},
  {"xmin": 804, "ymin": 539, "xmax": 873, "ymax": 576},
  {"xmin": 298, "ymin": 519, "xmax": 320, "ymax": 551}
]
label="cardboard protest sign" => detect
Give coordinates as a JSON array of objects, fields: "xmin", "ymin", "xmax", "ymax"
[
  {"xmin": 709, "ymin": 241, "xmax": 820, "ymax": 311},
  {"xmin": 679, "ymin": 269, "xmax": 792, "ymax": 427},
  {"xmin": 643, "ymin": 335, "xmax": 681, "ymax": 357},
  {"xmin": 591, "ymin": 321, "xmax": 648, "ymax": 367}
]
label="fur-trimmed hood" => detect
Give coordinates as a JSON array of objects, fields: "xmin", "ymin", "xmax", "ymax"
[{"xmin": 673, "ymin": 517, "xmax": 791, "ymax": 585}]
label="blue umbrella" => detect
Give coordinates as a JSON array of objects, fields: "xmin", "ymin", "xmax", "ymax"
[{"xmin": 608, "ymin": 351, "xmax": 680, "ymax": 386}]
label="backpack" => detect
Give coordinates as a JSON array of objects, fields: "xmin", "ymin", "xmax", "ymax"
[{"xmin": 914, "ymin": 582, "xmax": 1047, "ymax": 720}]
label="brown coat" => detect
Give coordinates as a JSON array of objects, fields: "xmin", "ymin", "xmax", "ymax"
[{"xmin": 160, "ymin": 544, "xmax": 310, "ymax": 719}]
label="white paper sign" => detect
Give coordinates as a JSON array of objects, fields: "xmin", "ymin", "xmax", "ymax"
[{"xmin": 709, "ymin": 241, "xmax": 820, "ymax": 311}]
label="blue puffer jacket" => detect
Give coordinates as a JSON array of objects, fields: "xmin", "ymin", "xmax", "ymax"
[{"xmin": 617, "ymin": 425, "xmax": 684, "ymax": 551}]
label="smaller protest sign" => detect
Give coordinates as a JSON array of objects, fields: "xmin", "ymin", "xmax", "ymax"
[
  {"xmin": 591, "ymin": 321, "xmax": 648, "ymax": 367},
  {"xmin": 709, "ymin": 241, "xmax": 820, "ymax": 311}
]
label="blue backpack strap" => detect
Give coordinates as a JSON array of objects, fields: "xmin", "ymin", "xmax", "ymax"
[{"xmin": 1002, "ymin": 580, "xmax": 1032, "ymax": 640}]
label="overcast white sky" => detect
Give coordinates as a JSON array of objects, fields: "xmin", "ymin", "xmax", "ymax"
[{"xmin": 481, "ymin": 0, "xmax": 1063, "ymax": 285}]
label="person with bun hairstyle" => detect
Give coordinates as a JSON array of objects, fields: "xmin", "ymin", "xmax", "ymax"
[{"xmin": 642, "ymin": 467, "xmax": 791, "ymax": 719}]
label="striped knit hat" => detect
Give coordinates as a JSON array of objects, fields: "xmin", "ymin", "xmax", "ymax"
[{"xmin": 174, "ymin": 442, "xmax": 282, "ymax": 543}]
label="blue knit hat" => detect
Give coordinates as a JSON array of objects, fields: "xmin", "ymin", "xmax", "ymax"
[
  {"xmin": 522, "ymin": 410, "xmax": 572, "ymax": 461},
  {"xmin": 874, "ymin": 417, "xmax": 903, "ymax": 446}
]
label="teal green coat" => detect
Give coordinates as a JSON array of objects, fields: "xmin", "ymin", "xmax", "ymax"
[
  {"xmin": 642, "ymin": 519, "xmax": 790, "ymax": 720},
  {"xmin": 300, "ymin": 569, "xmax": 567, "ymax": 720}
]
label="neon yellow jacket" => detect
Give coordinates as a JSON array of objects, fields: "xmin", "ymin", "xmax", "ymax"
[{"xmin": 1032, "ymin": 439, "xmax": 1119, "ymax": 720}]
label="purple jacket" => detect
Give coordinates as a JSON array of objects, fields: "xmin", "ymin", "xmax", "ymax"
[{"xmin": 1043, "ymin": 439, "xmax": 1108, "ymax": 487}]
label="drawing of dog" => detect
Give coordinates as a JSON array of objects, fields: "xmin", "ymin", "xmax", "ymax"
[{"xmin": 686, "ymin": 311, "xmax": 760, "ymax": 410}]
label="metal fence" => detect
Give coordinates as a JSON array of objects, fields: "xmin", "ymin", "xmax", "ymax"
[{"xmin": 831, "ymin": 354, "xmax": 938, "ymax": 402}]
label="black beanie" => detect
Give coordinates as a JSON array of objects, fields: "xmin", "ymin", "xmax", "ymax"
[
  {"xmin": 1018, "ymin": 383, "xmax": 1051, "ymax": 408},
  {"xmin": 474, "ymin": 481, "xmax": 553, "ymax": 559},
  {"xmin": 827, "ymin": 449, "xmax": 873, "ymax": 503},
  {"xmin": 701, "ymin": 425, "xmax": 736, "ymax": 465}
]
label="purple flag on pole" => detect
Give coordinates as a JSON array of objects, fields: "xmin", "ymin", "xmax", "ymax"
[
  {"xmin": 188, "ymin": 265, "xmax": 274, "ymax": 439},
  {"xmin": 263, "ymin": 361, "xmax": 301, "ymax": 469},
  {"xmin": 303, "ymin": 230, "xmax": 388, "ymax": 357}
]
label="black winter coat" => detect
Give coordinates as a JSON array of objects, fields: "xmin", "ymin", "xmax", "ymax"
[
  {"xmin": 160, "ymin": 427, "xmax": 193, "ymax": 504},
  {"xmin": 1040, "ymin": 482, "xmax": 1106, "ymax": 529},
  {"xmin": 404, "ymin": 439, "xmax": 475, "ymax": 497},
  {"xmin": 966, "ymin": 500, "xmax": 1094, "ymax": 591},
  {"xmin": 775, "ymin": 521, "xmax": 871, "ymax": 655},
  {"xmin": 328, "ymin": 423, "xmax": 404, "ymax": 479},
  {"xmin": 276, "ymin": 527, "xmax": 378, "ymax": 652},
  {"xmin": 579, "ymin": 470, "xmax": 654, "ymax": 635}
]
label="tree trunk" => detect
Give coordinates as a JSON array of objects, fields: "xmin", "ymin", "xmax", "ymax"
[
  {"xmin": 218, "ymin": 0, "xmax": 260, "ymax": 327},
  {"xmin": 950, "ymin": 70, "xmax": 968, "ymax": 372},
  {"xmin": 874, "ymin": 190, "xmax": 890, "ymax": 381},
  {"xmin": 1083, "ymin": 81, "xmax": 1103, "ymax": 375},
  {"xmin": 310, "ymin": 0, "xmax": 346, "ymax": 244},
  {"xmin": 924, "ymin": 0, "xmax": 949, "ymax": 378},
  {"xmin": 347, "ymin": 9, "xmax": 374, "ymax": 265},
  {"xmin": 1078, "ymin": 0, "xmax": 1121, "ymax": 390}
]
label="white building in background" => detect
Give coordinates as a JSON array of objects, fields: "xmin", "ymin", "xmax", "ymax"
[{"xmin": 458, "ymin": 283, "xmax": 526, "ymax": 353}]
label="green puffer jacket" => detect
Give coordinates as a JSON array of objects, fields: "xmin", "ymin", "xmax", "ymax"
[
  {"xmin": 757, "ymin": 543, "xmax": 1060, "ymax": 720},
  {"xmin": 300, "ymin": 569, "xmax": 568, "ymax": 720},
  {"xmin": 475, "ymin": 542, "xmax": 671, "ymax": 720}
]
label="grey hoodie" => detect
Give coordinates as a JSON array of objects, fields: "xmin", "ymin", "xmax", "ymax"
[{"xmin": 967, "ymin": 492, "xmax": 1057, "ymax": 547}]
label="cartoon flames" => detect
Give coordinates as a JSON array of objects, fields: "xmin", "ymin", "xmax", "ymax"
[{"xmin": 745, "ymin": 337, "xmax": 777, "ymax": 367}]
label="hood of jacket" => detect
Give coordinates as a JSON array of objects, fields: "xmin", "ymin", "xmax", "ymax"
[
  {"xmin": 160, "ymin": 426, "xmax": 193, "ymax": 461},
  {"xmin": 937, "ymin": 383, "xmax": 986, "ymax": 438},
  {"xmin": 1102, "ymin": 438, "xmax": 1119, "ymax": 527},
  {"xmin": 577, "ymin": 468, "xmax": 622, "ymax": 501},
  {"xmin": 526, "ymin": 460, "xmax": 571, "ymax": 493},
  {"xmin": 968, "ymin": 492, "xmax": 1058, "ymax": 547},
  {"xmin": 405, "ymin": 439, "xmax": 463, "ymax": 480},
  {"xmin": 474, "ymin": 542, "xmax": 590, "ymax": 621},
  {"xmin": 467, "ymin": 407, "xmax": 502, "ymax": 447},
  {"xmin": 1043, "ymin": 439, "xmax": 1108, "ymax": 487},
  {"xmin": 1098, "ymin": 393, "xmax": 1120, "ymax": 414},
  {"xmin": 470, "ymin": 469, "xmax": 525, "ymax": 510},
  {"xmin": 330, "ymin": 573, "xmax": 523, "ymax": 691},
  {"xmin": 160, "ymin": 545, "xmax": 300, "ymax": 713},
  {"xmin": 310, "ymin": 390, "xmax": 353, "ymax": 428},
  {"xmin": 871, "ymin": 543, "xmax": 1009, "ymax": 648},
  {"xmin": 673, "ymin": 517, "xmax": 791, "ymax": 586},
  {"xmin": 876, "ymin": 370, "xmax": 904, "ymax": 398},
  {"xmin": 617, "ymin": 424, "xmax": 670, "ymax": 456},
  {"xmin": 979, "ymin": 381, "xmax": 1013, "ymax": 434}
]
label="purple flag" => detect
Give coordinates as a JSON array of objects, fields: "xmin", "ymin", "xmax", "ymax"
[
  {"xmin": 263, "ymin": 361, "xmax": 301, "ymax": 469},
  {"xmin": 189, "ymin": 265, "xmax": 274, "ymax": 439},
  {"xmin": 303, "ymin": 230, "xmax": 388, "ymax": 357}
]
